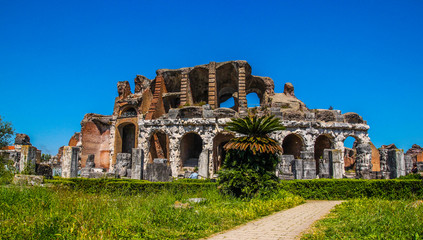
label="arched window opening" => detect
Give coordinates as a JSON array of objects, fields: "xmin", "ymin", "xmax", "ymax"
[
  {"xmin": 216, "ymin": 63, "xmax": 238, "ymax": 109},
  {"xmin": 282, "ymin": 134, "xmax": 304, "ymax": 159},
  {"xmin": 121, "ymin": 107, "xmax": 137, "ymax": 118},
  {"xmin": 213, "ymin": 133, "xmax": 234, "ymax": 172},
  {"xmin": 247, "ymin": 92, "xmax": 260, "ymax": 108},
  {"xmin": 121, "ymin": 124, "xmax": 136, "ymax": 154},
  {"xmin": 189, "ymin": 68, "xmax": 208, "ymax": 105},
  {"xmin": 220, "ymin": 97, "xmax": 235, "ymax": 109},
  {"xmin": 149, "ymin": 132, "xmax": 169, "ymax": 163},
  {"xmin": 343, "ymin": 136, "xmax": 358, "ymax": 174},
  {"xmin": 314, "ymin": 135, "xmax": 333, "ymax": 174},
  {"xmin": 180, "ymin": 133, "xmax": 203, "ymax": 169}
]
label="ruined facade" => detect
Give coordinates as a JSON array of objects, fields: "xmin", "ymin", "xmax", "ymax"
[{"xmin": 61, "ymin": 60, "xmax": 413, "ymax": 180}]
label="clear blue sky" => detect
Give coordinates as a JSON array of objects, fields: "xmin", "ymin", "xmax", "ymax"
[{"xmin": 1, "ymin": 0, "xmax": 422, "ymax": 154}]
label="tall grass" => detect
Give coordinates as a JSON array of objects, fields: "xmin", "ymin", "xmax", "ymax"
[
  {"xmin": 0, "ymin": 186, "xmax": 303, "ymax": 239},
  {"xmin": 301, "ymin": 199, "xmax": 423, "ymax": 240}
]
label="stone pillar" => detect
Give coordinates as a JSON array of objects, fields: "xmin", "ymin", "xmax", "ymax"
[
  {"xmin": 131, "ymin": 148, "xmax": 144, "ymax": 180},
  {"xmin": 404, "ymin": 155, "xmax": 413, "ymax": 174},
  {"xmin": 326, "ymin": 149, "xmax": 343, "ymax": 179},
  {"xmin": 301, "ymin": 151, "xmax": 316, "ymax": 179},
  {"xmin": 387, "ymin": 149, "xmax": 405, "ymax": 178},
  {"xmin": 320, "ymin": 150, "xmax": 331, "ymax": 178},
  {"xmin": 292, "ymin": 159, "xmax": 303, "ymax": 179},
  {"xmin": 198, "ymin": 149, "xmax": 210, "ymax": 178},
  {"xmin": 115, "ymin": 153, "xmax": 132, "ymax": 178},
  {"xmin": 180, "ymin": 70, "xmax": 189, "ymax": 106},
  {"xmin": 145, "ymin": 159, "xmax": 171, "ymax": 182},
  {"xmin": 238, "ymin": 66, "xmax": 247, "ymax": 111},
  {"xmin": 276, "ymin": 155, "xmax": 294, "ymax": 180},
  {"xmin": 379, "ymin": 149, "xmax": 390, "ymax": 179},
  {"xmin": 19, "ymin": 145, "xmax": 37, "ymax": 173},
  {"xmin": 208, "ymin": 62, "xmax": 217, "ymax": 109},
  {"xmin": 61, "ymin": 146, "xmax": 79, "ymax": 178},
  {"xmin": 355, "ymin": 143, "xmax": 372, "ymax": 179}
]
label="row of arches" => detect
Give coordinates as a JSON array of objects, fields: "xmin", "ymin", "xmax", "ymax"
[{"xmin": 143, "ymin": 130, "xmax": 364, "ymax": 175}]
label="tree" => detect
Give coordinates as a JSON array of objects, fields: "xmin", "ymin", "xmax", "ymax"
[
  {"xmin": 218, "ymin": 115, "xmax": 285, "ymax": 198},
  {"xmin": 0, "ymin": 116, "xmax": 14, "ymax": 148}
]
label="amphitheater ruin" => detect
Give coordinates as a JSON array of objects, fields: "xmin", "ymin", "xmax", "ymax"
[{"xmin": 3, "ymin": 60, "xmax": 422, "ymax": 180}]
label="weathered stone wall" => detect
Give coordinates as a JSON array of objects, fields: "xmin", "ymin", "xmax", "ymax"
[{"xmin": 139, "ymin": 117, "xmax": 371, "ymax": 179}]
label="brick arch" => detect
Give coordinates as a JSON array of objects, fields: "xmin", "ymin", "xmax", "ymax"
[{"xmin": 314, "ymin": 134, "xmax": 334, "ymax": 174}]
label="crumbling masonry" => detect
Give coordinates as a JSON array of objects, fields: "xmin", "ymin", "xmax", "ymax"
[{"xmin": 58, "ymin": 60, "xmax": 418, "ymax": 180}]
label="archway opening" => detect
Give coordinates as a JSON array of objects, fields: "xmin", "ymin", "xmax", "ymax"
[
  {"xmin": 121, "ymin": 107, "xmax": 137, "ymax": 118},
  {"xmin": 216, "ymin": 63, "xmax": 238, "ymax": 109},
  {"xmin": 282, "ymin": 134, "xmax": 304, "ymax": 159},
  {"xmin": 180, "ymin": 133, "xmax": 203, "ymax": 169},
  {"xmin": 247, "ymin": 92, "xmax": 260, "ymax": 108},
  {"xmin": 189, "ymin": 68, "xmax": 209, "ymax": 105},
  {"xmin": 149, "ymin": 131, "xmax": 169, "ymax": 163},
  {"xmin": 122, "ymin": 124, "xmax": 136, "ymax": 154},
  {"xmin": 314, "ymin": 135, "xmax": 333, "ymax": 174},
  {"xmin": 343, "ymin": 136, "xmax": 358, "ymax": 174},
  {"xmin": 219, "ymin": 97, "xmax": 235, "ymax": 109},
  {"xmin": 213, "ymin": 132, "xmax": 234, "ymax": 172}
]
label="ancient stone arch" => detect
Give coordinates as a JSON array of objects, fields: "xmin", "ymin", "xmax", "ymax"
[
  {"xmin": 180, "ymin": 132, "xmax": 203, "ymax": 170},
  {"xmin": 148, "ymin": 131, "xmax": 169, "ymax": 163},
  {"xmin": 282, "ymin": 133, "xmax": 305, "ymax": 159},
  {"xmin": 216, "ymin": 62, "xmax": 239, "ymax": 109},
  {"xmin": 188, "ymin": 67, "xmax": 209, "ymax": 105},
  {"xmin": 314, "ymin": 134, "xmax": 334, "ymax": 174},
  {"xmin": 212, "ymin": 132, "xmax": 235, "ymax": 173}
]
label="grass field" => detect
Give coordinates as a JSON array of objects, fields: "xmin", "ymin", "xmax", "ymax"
[
  {"xmin": 0, "ymin": 185, "xmax": 303, "ymax": 239},
  {"xmin": 301, "ymin": 198, "xmax": 423, "ymax": 240}
]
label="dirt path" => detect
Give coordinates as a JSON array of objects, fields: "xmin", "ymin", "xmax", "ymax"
[{"xmin": 205, "ymin": 200, "xmax": 343, "ymax": 240}]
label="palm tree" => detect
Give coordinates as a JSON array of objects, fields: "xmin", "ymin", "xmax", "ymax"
[
  {"xmin": 224, "ymin": 115, "xmax": 285, "ymax": 155},
  {"xmin": 218, "ymin": 115, "xmax": 285, "ymax": 198}
]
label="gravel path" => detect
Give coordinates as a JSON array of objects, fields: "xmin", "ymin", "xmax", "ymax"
[{"xmin": 205, "ymin": 200, "xmax": 343, "ymax": 240}]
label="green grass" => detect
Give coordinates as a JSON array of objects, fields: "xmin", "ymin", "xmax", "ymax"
[
  {"xmin": 0, "ymin": 185, "xmax": 303, "ymax": 239},
  {"xmin": 301, "ymin": 199, "xmax": 423, "ymax": 240}
]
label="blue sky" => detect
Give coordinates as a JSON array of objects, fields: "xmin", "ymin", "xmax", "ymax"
[{"xmin": 1, "ymin": 0, "xmax": 422, "ymax": 154}]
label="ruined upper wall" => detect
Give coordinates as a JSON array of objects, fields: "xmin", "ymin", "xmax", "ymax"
[{"xmin": 111, "ymin": 60, "xmax": 367, "ymax": 124}]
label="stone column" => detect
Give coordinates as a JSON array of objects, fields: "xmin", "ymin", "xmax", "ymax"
[
  {"xmin": 198, "ymin": 148, "xmax": 210, "ymax": 178},
  {"xmin": 355, "ymin": 143, "xmax": 372, "ymax": 179},
  {"xmin": 300, "ymin": 151, "xmax": 316, "ymax": 179},
  {"xmin": 180, "ymin": 70, "xmax": 189, "ymax": 106},
  {"xmin": 404, "ymin": 155, "xmax": 413, "ymax": 174},
  {"xmin": 276, "ymin": 155, "xmax": 295, "ymax": 180},
  {"xmin": 387, "ymin": 149, "xmax": 405, "ymax": 178},
  {"xmin": 131, "ymin": 148, "xmax": 144, "ymax": 179},
  {"xmin": 208, "ymin": 62, "xmax": 217, "ymax": 109},
  {"xmin": 238, "ymin": 66, "xmax": 247, "ymax": 111},
  {"xmin": 379, "ymin": 149, "xmax": 389, "ymax": 179},
  {"xmin": 320, "ymin": 149, "xmax": 331, "ymax": 178},
  {"xmin": 61, "ymin": 146, "xmax": 79, "ymax": 178},
  {"xmin": 293, "ymin": 158, "xmax": 303, "ymax": 179},
  {"xmin": 19, "ymin": 145, "xmax": 37, "ymax": 173},
  {"xmin": 326, "ymin": 149, "xmax": 343, "ymax": 179}
]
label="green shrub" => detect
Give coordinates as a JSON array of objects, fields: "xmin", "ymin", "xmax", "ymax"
[
  {"xmin": 218, "ymin": 169, "xmax": 278, "ymax": 198},
  {"xmin": 45, "ymin": 178, "xmax": 218, "ymax": 195},
  {"xmin": 398, "ymin": 173, "xmax": 423, "ymax": 179},
  {"xmin": 0, "ymin": 155, "xmax": 16, "ymax": 184},
  {"xmin": 280, "ymin": 179, "xmax": 423, "ymax": 200}
]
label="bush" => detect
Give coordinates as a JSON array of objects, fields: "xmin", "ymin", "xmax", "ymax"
[
  {"xmin": 398, "ymin": 173, "xmax": 423, "ymax": 179},
  {"xmin": 45, "ymin": 178, "xmax": 218, "ymax": 194},
  {"xmin": 0, "ymin": 155, "xmax": 16, "ymax": 184},
  {"xmin": 279, "ymin": 179, "xmax": 423, "ymax": 200},
  {"xmin": 218, "ymin": 169, "xmax": 278, "ymax": 198}
]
